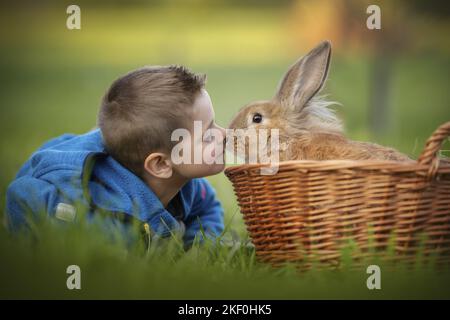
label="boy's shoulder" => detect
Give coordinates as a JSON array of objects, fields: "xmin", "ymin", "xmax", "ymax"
[{"xmin": 17, "ymin": 129, "xmax": 105, "ymax": 179}]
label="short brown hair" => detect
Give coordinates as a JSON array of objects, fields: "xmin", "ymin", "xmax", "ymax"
[{"xmin": 98, "ymin": 65, "xmax": 206, "ymax": 177}]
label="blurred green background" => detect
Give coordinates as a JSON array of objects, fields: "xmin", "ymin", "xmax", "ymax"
[{"xmin": 0, "ymin": 0, "xmax": 449, "ymax": 299}]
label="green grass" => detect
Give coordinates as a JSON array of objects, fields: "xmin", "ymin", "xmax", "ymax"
[
  {"xmin": 1, "ymin": 4, "xmax": 450, "ymax": 299},
  {"xmin": 1, "ymin": 210, "xmax": 450, "ymax": 300}
]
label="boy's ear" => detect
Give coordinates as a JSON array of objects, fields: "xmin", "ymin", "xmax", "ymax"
[
  {"xmin": 143, "ymin": 152, "xmax": 173, "ymax": 179},
  {"xmin": 274, "ymin": 40, "xmax": 331, "ymax": 112}
]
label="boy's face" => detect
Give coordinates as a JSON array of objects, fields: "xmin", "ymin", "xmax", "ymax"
[{"xmin": 171, "ymin": 89, "xmax": 226, "ymax": 179}]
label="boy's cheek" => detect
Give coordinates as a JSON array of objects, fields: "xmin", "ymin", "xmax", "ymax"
[
  {"xmin": 203, "ymin": 150, "xmax": 217, "ymax": 164},
  {"xmin": 173, "ymin": 142, "xmax": 225, "ymax": 177}
]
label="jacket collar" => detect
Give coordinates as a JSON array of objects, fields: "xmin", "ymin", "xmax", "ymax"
[{"xmin": 85, "ymin": 130, "xmax": 187, "ymax": 236}]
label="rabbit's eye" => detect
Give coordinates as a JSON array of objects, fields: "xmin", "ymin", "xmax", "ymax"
[{"xmin": 252, "ymin": 113, "xmax": 262, "ymax": 123}]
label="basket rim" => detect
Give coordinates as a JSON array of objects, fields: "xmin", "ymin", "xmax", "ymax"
[{"xmin": 224, "ymin": 159, "xmax": 450, "ymax": 175}]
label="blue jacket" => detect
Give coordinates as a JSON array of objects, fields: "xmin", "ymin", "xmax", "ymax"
[{"xmin": 5, "ymin": 129, "xmax": 224, "ymax": 247}]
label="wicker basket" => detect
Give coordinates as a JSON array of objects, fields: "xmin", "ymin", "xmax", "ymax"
[{"xmin": 225, "ymin": 122, "xmax": 450, "ymax": 268}]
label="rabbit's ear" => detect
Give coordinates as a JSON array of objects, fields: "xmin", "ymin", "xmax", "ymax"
[{"xmin": 274, "ymin": 40, "xmax": 331, "ymax": 111}]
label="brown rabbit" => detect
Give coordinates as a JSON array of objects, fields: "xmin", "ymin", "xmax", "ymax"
[{"xmin": 228, "ymin": 40, "xmax": 413, "ymax": 163}]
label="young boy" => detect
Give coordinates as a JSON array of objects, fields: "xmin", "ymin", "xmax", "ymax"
[{"xmin": 5, "ymin": 65, "xmax": 227, "ymax": 248}]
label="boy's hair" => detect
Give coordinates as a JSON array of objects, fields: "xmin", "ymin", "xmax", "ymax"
[{"xmin": 98, "ymin": 65, "xmax": 206, "ymax": 177}]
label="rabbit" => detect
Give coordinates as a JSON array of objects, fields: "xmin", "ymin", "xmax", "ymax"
[{"xmin": 227, "ymin": 40, "xmax": 413, "ymax": 163}]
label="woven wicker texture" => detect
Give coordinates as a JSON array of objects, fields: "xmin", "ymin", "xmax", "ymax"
[{"xmin": 225, "ymin": 122, "xmax": 450, "ymax": 268}]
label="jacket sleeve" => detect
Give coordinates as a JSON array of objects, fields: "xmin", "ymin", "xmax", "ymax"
[
  {"xmin": 5, "ymin": 176, "xmax": 60, "ymax": 232},
  {"xmin": 183, "ymin": 178, "xmax": 224, "ymax": 247}
]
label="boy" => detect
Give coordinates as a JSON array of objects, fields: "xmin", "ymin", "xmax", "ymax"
[{"xmin": 5, "ymin": 65, "xmax": 227, "ymax": 248}]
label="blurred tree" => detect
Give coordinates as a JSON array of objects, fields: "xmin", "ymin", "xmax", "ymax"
[
  {"xmin": 288, "ymin": 0, "xmax": 448, "ymax": 137},
  {"xmin": 355, "ymin": 1, "xmax": 411, "ymax": 137}
]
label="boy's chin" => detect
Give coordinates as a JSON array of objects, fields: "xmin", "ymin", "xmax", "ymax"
[
  {"xmin": 176, "ymin": 162, "xmax": 225, "ymax": 179},
  {"xmin": 200, "ymin": 162, "xmax": 226, "ymax": 177}
]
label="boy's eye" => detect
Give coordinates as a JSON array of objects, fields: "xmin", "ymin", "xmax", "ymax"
[{"xmin": 252, "ymin": 113, "xmax": 262, "ymax": 123}]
